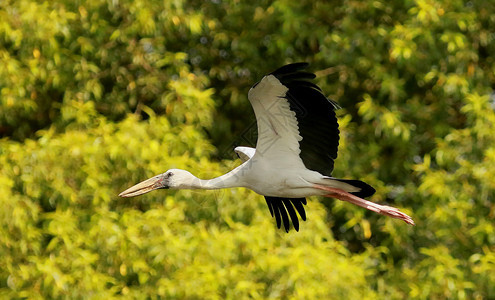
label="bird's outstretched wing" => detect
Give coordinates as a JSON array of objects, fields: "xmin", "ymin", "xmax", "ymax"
[
  {"xmin": 248, "ymin": 63, "xmax": 340, "ymax": 176},
  {"xmin": 264, "ymin": 196, "xmax": 307, "ymax": 232},
  {"xmin": 245, "ymin": 63, "xmax": 339, "ymax": 232}
]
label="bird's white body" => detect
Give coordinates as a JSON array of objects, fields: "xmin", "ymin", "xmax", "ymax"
[
  {"xmin": 227, "ymin": 153, "xmax": 358, "ymax": 198},
  {"xmin": 120, "ymin": 63, "xmax": 415, "ymax": 231}
]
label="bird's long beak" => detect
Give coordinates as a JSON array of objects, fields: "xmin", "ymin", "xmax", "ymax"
[{"xmin": 118, "ymin": 174, "xmax": 167, "ymax": 198}]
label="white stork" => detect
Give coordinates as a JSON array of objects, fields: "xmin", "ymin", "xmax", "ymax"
[{"xmin": 119, "ymin": 63, "xmax": 414, "ymax": 232}]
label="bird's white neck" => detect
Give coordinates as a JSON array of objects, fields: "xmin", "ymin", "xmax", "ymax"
[{"xmin": 182, "ymin": 166, "xmax": 246, "ymax": 190}]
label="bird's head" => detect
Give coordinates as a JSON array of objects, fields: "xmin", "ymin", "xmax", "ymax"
[{"xmin": 118, "ymin": 169, "xmax": 198, "ymax": 197}]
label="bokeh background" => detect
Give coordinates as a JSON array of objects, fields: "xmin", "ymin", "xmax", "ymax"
[{"xmin": 1, "ymin": 0, "xmax": 494, "ymax": 298}]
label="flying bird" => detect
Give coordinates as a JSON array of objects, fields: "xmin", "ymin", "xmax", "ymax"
[{"xmin": 119, "ymin": 63, "xmax": 414, "ymax": 232}]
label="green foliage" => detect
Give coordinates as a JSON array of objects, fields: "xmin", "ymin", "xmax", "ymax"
[
  {"xmin": 1, "ymin": 0, "xmax": 495, "ymax": 298},
  {"xmin": 0, "ymin": 102, "xmax": 377, "ymax": 298}
]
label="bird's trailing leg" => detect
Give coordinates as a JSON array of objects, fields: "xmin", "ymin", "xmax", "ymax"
[{"xmin": 314, "ymin": 185, "xmax": 415, "ymax": 225}]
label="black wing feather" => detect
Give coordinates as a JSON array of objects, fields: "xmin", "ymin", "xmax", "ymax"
[
  {"xmin": 277, "ymin": 202, "xmax": 291, "ymax": 233},
  {"xmin": 265, "ymin": 198, "xmax": 275, "ymax": 217},
  {"xmin": 291, "ymin": 199, "xmax": 307, "ymax": 221},
  {"xmin": 286, "ymin": 80, "xmax": 323, "ymax": 92},
  {"xmin": 264, "ymin": 196, "xmax": 307, "ymax": 232},
  {"xmin": 271, "ymin": 62, "xmax": 309, "ymax": 77},
  {"xmin": 279, "ymin": 72, "xmax": 316, "ymax": 81},
  {"xmin": 281, "ymin": 199, "xmax": 300, "ymax": 231},
  {"xmin": 273, "ymin": 201, "xmax": 282, "ymax": 229}
]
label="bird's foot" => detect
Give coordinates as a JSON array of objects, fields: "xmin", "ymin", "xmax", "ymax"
[{"xmin": 370, "ymin": 204, "xmax": 415, "ymax": 226}]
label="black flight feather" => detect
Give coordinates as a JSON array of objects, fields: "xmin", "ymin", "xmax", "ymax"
[
  {"xmin": 277, "ymin": 202, "xmax": 290, "ymax": 233},
  {"xmin": 278, "ymin": 72, "xmax": 316, "ymax": 81},
  {"xmin": 286, "ymin": 80, "xmax": 323, "ymax": 92},
  {"xmin": 270, "ymin": 62, "xmax": 309, "ymax": 77},
  {"xmin": 282, "ymin": 199, "xmax": 300, "ymax": 231},
  {"xmin": 291, "ymin": 199, "xmax": 307, "ymax": 221},
  {"xmin": 273, "ymin": 201, "xmax": 282, "ymax": 229},
  {"xmin": 264, "ymin": 196, "xmax": 307, "ymax": 232},
  {"xmin": 265, "ymin": 198, "xmax": 275, "ymax": 217}
]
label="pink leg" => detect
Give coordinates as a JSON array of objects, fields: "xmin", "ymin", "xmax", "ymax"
[{"xmin": 314, "ymin": 185, "xmax": 415, "ymax": 225}]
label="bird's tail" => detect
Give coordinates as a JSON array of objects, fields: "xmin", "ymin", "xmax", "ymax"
[{"xmin": 322, "ymin": 177, "xmax": 376, "ymax": 198}]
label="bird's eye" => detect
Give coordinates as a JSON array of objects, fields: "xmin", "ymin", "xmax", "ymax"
[{"xmin": 167, "ymin": 172, "xmax": 173, "ymax": 178}]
